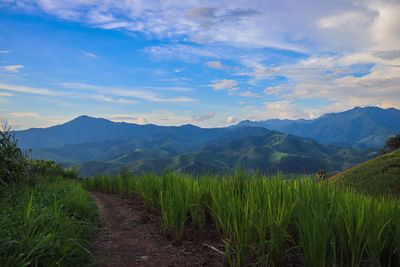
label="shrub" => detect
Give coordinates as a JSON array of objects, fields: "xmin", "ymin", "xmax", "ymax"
[
  {"xmin": 29, "ymin": 159, "xmax": 78, "ymax": 179},
  {"xmin": 0, "ymin": 124, "xmax": 29, "ymax": 185},
  {"xmin": 381, "ymin": 134, "xmax": 400, "ymax": 154}
]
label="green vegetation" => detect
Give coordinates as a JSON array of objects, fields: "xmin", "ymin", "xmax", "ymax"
[
  {"xmin": 77, "ymin": 129, "xmax": 378, "ymax": 177},
  {"xmin": 0, "ymin": 175, "xmax": 97, "ymax": 266},
  {"xmin": 0, "ymin": 124, "xmax": 30, "ymax": 185},
  {"xmin": 1, "ymin": 125, "xmax": 98, "ymax": 266},
  {"xmin": 85, "ymin": 171, "xmax": 400, "ymax": 266},
  {"xmin": 382, "ymin": 134, "xmax": 400, "ymax": 154},
  {"xmin": 329, "ymin": 149, "xmax": 400, "ymax": 196}
]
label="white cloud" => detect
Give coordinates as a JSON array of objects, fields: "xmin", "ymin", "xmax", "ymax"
[
  {"xmin": 82, "ymin": 51, "xmax": 98, "ymax": 58},
  {"xmin": 106, "ymin": 110, "xmax": 192, "ymax": 126},
  {"xmin": 237, "ymin": 46, "xmax": 400, "ymax": 119},
  {"xmin": 4, "ymin": 65, "xmax": 24, "ymax": 73},
  {"xmin": 10, "ymin": 112, "xmax": 40, "ymax": 118},
  {"xmin": 0, "ymin": 92, "xmax": 12, "ymax": 104},
  {"xmin": 113, "ymin": 89, "xmax": 195, "ymax": 102},
  {"xmin": 146, "ymin": 86, "xmax": 192, "ymax": 92},
  {"xmin": 225, "ymin": 116, "xmax": 240, "ymax": 124},
  {"xmin": 143, "ymin": 44, "xmax": 221, "ymax": 62},
  {"xmin": 0, "ymin": 82, "xmax": 192, "ymax": 105},
  {"xmin": 233, "ymin": 91, "xmax": 260, "ymax": 98},
  {"xmin": 191, "ymin": 111, "xmax": 215, "ymax": 121},
  {"xmin": 3, "ymin": 0, "xmax": 399, "ymax": 55},
  {"xmin": 60, "ymin": 82, "xmax": 196, "ymax": 102},
  {"xmin": 86, "ymin": 9, "xmax": 114, "ymax": 24},
  {"xmin": 135, "ymin": 117, "xmax": 148, "ymax": 125},
  {"xmin": 0, "ymin": 51, "xmax": 9, "ymax": 53},
  {"xmin": 264, "ymin": 86, "xmax": 292, "ymax": 97},
  {"xmin": 0, "ymin": 83, "xmax": 64, "ymax": 96},
  {"xmin": 318, "ymin": 11, "xmax": 371, "ymax": 31},
  {"xmin": 369, "ymin": 1, "xmax": 400, "ymax": 51},
  {"xmin": 208, "ymin": 79, "xmax": 238, "ymax": 90},
  {"xmin": 241, "ymin": 101, "xmax": 313, "ymax": 120},
  {"xmin": 93, "ymin": 95, "xmax": 138, "ymax": 104},
  {"xmin": 4, "ymin": 121, "xmax": 24, "ymax": 130},
  {"xmin": 108, "ymin": 115, "xmax": 148, "ymax": 125},
  {"xmin": 0, "ymin": 92, "xmax": 13, "ymax": 97},
  {"xmin": 206, "ymin": 61, "xmax": 230, "ymax": 70}
]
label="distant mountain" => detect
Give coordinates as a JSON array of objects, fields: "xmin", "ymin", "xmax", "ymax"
[
  {"xmin": 235, "ymin": 107, "xmax": 400, "ymax": 148},
  {"xmin": 76, "ymin": 127, "xmax": 377, "ymax": 176},
  {"xmin": 14, "ymin": 115, "xmax": 231, "ymax": 149}
]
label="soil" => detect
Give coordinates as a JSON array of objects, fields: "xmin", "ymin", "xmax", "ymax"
[{"xmin": 89, "ymin": 192, "xmax": 225, "ymax": 267}]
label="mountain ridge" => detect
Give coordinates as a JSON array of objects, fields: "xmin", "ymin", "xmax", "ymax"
[
  {"xmin": 76, "ymin": 128, "xmax": 378, "ymax": 177},
  {"xmin": 235, "ymin": 106, "xmax": 400, "ymax": 148}
]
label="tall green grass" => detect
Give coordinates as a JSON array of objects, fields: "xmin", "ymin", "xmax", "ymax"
[
  {"xmin": 85, "ymin": 171, "xmax": 400, "ymax": 266},
  {"xmin": 1, "ymin": 175, "xmax": 97, "ymax": 266}
]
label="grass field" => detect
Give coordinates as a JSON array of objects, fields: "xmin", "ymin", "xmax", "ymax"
[
  {"xmin": 0, "ymin": 175, "xmax": 98, "ymax": 266},
  {"xmin": 85, "ymin": 170, "xmax": 400, "ymax": 266}
]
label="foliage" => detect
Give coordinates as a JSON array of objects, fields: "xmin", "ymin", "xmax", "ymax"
[
  {"xmin": 381, "ymin": 134, "xmax": 400, "ymax": 154},
  {"xmin": 0, "ymin": 124, "xmax": 29, "ymax": 185},
  {"xmin": 29, "ymin": 159, "xmax": 78, "ymax": 179},
  {"xmin": 85, "ymin": 170, "xmax": 400, "ymax": 266},
  {"xmin": 0, "ymin": 175, "xmax": 97, "ymax": 266}
]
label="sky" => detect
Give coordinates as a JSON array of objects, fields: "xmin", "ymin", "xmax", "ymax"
[{"xmin": 0, "ymin": 0, "xmax": 399, "ymax": 130}]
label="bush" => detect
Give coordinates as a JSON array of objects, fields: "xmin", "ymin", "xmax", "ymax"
[
  {"xmin": 381, "ymin": 134, "xmax": 400, "ymax": 154},
  {"xmin": 0, "ymin": 124, "xmax": 29, "ymax": 185},
  {"xmin": 29, "ymin": 159, "xmax": 78, "ymax": 179}
]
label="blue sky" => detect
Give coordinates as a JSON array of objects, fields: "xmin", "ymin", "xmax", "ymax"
[{"xmin": 0, "ymin": 0, "xmax": 399, "ymax": 129}]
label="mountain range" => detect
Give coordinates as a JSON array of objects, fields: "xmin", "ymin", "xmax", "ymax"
[
  {"xmin": 13, "ymin": 106, "xmax": 399, "ymax": 176},
  {"xmin": 236, "ymin": 107, "xmax": 400, "ymax": 149}
]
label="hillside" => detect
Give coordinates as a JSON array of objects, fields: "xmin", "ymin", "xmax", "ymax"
[
  {"xmin": 236, "ymin": 106, "xmax": 400, "ymax": 148},
  {"xmin": 77, "ymin": 129, "xmax": 377, "ymax": 176},
  {"xmin": 329, "ymin": 149, "xmax": 400, "ymax": 196}
]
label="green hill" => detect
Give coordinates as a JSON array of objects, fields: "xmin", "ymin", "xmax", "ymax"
[
  {"xmin": 329, "ymin": 149, "xmax": 400, "ymax": 196},
  {"xmin": 78, "ymin": 130, "xmax": 378, "ymax": 177}
]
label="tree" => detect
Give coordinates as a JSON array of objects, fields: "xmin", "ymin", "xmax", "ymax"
[{"xmin": 381, "ymin": 134, "xmax": 400, "ymax": 154}]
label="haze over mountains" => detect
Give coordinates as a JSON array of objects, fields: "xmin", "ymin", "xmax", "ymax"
[{"xmin": 14, "ymin": 107, "xmax": 399, "ymax": 176}]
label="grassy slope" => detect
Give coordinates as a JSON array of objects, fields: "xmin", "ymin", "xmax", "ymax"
[{"xmin": 329, "ymin": 149, "xmax": 400, "ymax": 196}]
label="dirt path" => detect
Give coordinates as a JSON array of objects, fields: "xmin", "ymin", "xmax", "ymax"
[{"xmin": 89, "ymin": 192, "xmax": 224, "ymax": 267}]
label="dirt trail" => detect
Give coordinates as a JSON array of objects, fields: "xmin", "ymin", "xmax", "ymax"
[{"xmin": 89, "ymin": 192, "xmax": 223, "ymax": 267}]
